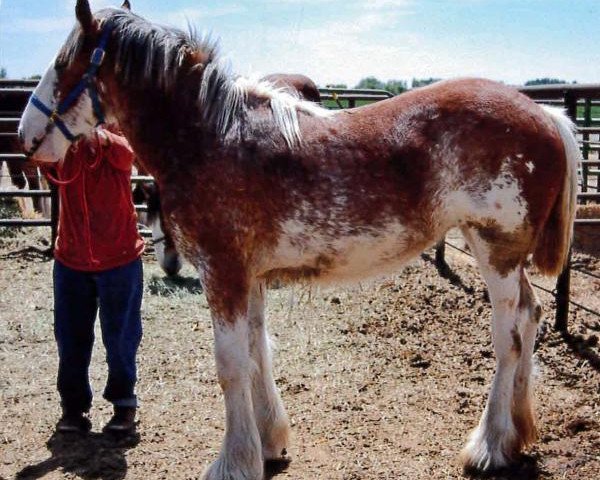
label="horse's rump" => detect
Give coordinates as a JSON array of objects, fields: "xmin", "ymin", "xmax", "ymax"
[{"xmin": 249, "ymin": 79, "xmax": 573, "ymax": 283}]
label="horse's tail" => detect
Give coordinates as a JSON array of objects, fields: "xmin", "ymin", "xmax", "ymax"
[{"xmin": 532, "ymin": 106, "xmax": 580, "ymax": 276}]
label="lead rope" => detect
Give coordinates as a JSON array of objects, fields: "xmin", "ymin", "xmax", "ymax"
[
  {"xmin": 42, "ymin": 133, "xmax": 105, "ymax": 267},
  {"xmin": 82, "ymin": 131, "xmax": 103, "ymax": 267},
  {"xmin": 41, "ymin": 144, "xmax": 84, "ymax": 186}
]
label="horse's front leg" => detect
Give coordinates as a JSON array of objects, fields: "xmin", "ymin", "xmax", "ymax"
[
  {"xmin": 248, "ymin": 282, "xmax": 291, "ymax": 463},
  {"xmin": 202, "ymin": 275, "xmax": 263, "ymax": 480}
]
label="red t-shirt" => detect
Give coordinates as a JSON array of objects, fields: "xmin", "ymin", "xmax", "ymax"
[{"xmin": 48, "ymin": 130, "xmax": 144, "ymax": 272}]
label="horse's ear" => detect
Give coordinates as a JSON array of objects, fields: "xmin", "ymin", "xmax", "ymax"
[
  {"xmin": 76, "ymin": 0, "xmax": 93, "ymax": 32},
  {"xmin": 122, "ymin": 0, "xmax": 132, "ymax": 10}
]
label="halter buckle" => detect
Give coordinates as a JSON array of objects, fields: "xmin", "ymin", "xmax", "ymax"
[
  {"xmin": 90, "ymin": 47, "xmax": 106, "ymax": 66},
  {"xmin": 49, "ymin": 110, "xmax": 59, "ymax": 124}
]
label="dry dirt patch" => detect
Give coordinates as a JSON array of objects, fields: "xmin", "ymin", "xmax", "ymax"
[{"xmin": 0, "ymin": 228, "xmax": 598, "ymax": 479}]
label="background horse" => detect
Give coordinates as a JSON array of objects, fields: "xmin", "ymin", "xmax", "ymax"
[
  {"xmin": 0, "ymin": 137, "xmax": 50, "ymax": 218},
  {"xmin": 19, "ymin": 2, "xmax": 579, "ymax": 478},
  {"xmin": 139, "ymin": 73, "xmax": 321, "ymax": 277}
]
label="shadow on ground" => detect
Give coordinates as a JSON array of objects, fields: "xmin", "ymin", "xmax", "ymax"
[
  {"xmin": 0, "ymin": 245, "xmax": 53, "ymax": 262},
  {"xmin": 463, "ymin": 453, "xmax": 543, "ymax": 480},
  {"xmin": 562, "ymin": 331, "xmax": 600, "ymax": 371},
  {"xmin": 147, "ymin": 274, "xmax": 202, "ymax": 296},
  {"xmin": 16, "ymin": 431, "xmax": 140, "ymax": 480},
  {"xmin": 265, "ymin": 458, "xmax": 291, "ymax": 480}
]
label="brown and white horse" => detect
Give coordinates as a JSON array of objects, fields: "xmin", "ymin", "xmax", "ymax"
[
  {"xmin": 142, "ymin": 73, "xmax": 321, "ymax": 277},
  {"xmin": 19, "ymin": 2, "xmax": 580, "ymax": 478}
]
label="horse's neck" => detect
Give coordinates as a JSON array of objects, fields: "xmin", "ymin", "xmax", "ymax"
[
  {"xmin": 109, "ymin": 80, "xmax": 201, "ymax": 170},
  {"xmin": 110, "ymin": 77, "xmax": 317, "ymax": 179}
]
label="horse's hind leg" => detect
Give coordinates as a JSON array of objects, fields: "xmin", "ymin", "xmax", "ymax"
[
  {"xmin": 512, "ymin": 270, "xmax": 542, "ymax": 448},
  {"xmin": 459, "ymin": 228, "xmax": 526, "ymax": 471},
  {"xmin": 6, "ymin": 160, "xmax": 26, "ymax": 190},
  {"xmin": 39, "ymin": 176, "xmax": 52, "ymax": 219},
  {"xmin": 24, "ymin": 166, "xmax": 44, "ymax": 214},
  {"xmin": 248, "ymin": 282, "xmax": 291, "ymax": 463}
]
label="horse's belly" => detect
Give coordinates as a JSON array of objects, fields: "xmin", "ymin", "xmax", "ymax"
[{"xmin": 262, "ymin": 219, "xmax": 429, "ymax": 283}]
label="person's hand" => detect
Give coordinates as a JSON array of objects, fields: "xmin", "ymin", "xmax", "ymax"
[{"xmin": 97, "ymin": 129, "xmax": 110, "ymax": 147}]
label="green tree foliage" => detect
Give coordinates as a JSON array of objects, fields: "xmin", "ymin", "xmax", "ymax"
[
  {"xmin": 411, "ymin": 77, "xmax": 441, "ymax": 88},
  {"xmin": 0, "ymin": 67, "xmax": 6, "ymax": 79},
  {"xmin": 524, "ymin": 78, "xmax": 568, "ymax": 86},
  {"xmin": 384, "ymin": 80, "xmax": 407, "ymax": 95},
  {"xmin": 355, "ymin": 77, "xmax": 407, "ymax": 95},
  {"xmin": 27, "ymin": 74, "xmax": 42, "ymax": 80},
  {"xmin": 355, "ymin": 76, "xmax": 385, "ymax": 90}
]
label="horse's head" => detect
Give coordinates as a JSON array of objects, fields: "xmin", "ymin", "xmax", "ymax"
[{"xmin": 18, "ymin": 0, "xmax": 131, "ymax": 163}]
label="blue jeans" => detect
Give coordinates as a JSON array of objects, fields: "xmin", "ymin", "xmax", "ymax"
[{"xmin": 53, "ymin": 258, "xmax": 143, "ymax": 413}]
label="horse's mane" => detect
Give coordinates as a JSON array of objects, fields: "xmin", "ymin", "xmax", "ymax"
[
  {"xmin": 57, "ymin": 8, "xmax": 217, "ymax": 89},
  {"xmin": 57, "ymin": 8, "xmax": 334, "ymax": 148}
]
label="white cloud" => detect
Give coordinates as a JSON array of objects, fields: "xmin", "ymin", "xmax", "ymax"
[{"xmin": 224, "ymin": 10, "xmax": 420, "ymax": 87}]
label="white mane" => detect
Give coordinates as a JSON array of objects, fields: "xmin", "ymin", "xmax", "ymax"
[
  {"xmin": 63, "ymin": 9, "xmax": 334, "ymax": 149},
  {"xmin": 198, "ymin": 60, "xmax": 336, "ymax": 148}
]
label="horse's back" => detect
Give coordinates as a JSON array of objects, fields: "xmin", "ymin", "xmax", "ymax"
[{"xmin": 261, "ymin": 78, "xmax": 569, "ymax": 282}]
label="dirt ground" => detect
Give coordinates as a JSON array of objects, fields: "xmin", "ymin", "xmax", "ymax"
[{"xmin": 0, "ymin": 227, "xmax": 598, "ymax": 480}]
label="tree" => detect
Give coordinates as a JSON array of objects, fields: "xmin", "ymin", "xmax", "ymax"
[
  {"xmin": 355, "ymin": 76, "xmax": 385, "ymax": 90},
  {"xmin": 411, "ymin": 77, "xmax": 441, "ymax": 88},
  {"xmin": 384, "ymin": 79, "xmax": 407, "ymax": 95},
  {"xmin": 355, "ymin": 77, "xmax": 407, "ymax": 95},
  {"xmin": 0, "ymin": 67, "xmax": 6, "ymax": 79},
  {"xmin": 524, "ymin": 78, "xmax": 568, "ymax": 86}
]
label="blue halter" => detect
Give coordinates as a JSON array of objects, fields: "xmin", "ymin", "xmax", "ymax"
[{"xmin": 27, "ymin": 25, "xmax": 112, "ymax": 148}]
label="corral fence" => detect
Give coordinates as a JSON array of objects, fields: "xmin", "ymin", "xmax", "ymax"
[
  {"xmin": 0, "ymin": 79, "xmax": 154, "ymax": 241},
  {"xmin": 508, "ymin": 84, "xmax": 600, "ymax": 332},
  {"xmin": 1, "ymin": 80, "xmax": 599, "ymax": 332},
  {"xmin": 0, "ymin": 80, "xmax": 58, "ymax": 243}
]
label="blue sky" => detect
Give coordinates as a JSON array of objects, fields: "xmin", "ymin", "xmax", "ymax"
[{"xmin": 1, "ymin": 0, "xmax": 598, "ymax": 87}]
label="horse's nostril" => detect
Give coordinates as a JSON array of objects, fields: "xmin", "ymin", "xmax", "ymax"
[{"xmin": 17, "ymin": 128, "xmax": 25, "ymax": 146}]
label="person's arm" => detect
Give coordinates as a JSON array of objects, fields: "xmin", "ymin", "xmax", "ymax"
[{"xmin": 98, "ymin": 129, "xmax": 135, "ymax": 171}]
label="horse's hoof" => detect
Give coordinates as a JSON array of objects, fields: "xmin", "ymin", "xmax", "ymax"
[
  {"xmin": 266, "ymin": 447, "xmax": 292, "ymax": 464},
  {"xmin": 460, "ymin": 433, "xmax": 518, "ymax": 473},
  {"xmin": 202, "ymin": 456, "xmax": 263, "ymax": 480}
]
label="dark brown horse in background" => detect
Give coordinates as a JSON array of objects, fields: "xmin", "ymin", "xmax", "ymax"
[
  {"xmin": 19, "ymin": 2, "xmax": 580, "ymax": 478},
  {"xmin": 0, "ymin": 136, "xmax": 50, "ymax": 217}
]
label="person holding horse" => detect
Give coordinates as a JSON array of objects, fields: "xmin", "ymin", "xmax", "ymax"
[{"xmin": 44, "ymin": 125, "xmax": 144, "ymax": 435}]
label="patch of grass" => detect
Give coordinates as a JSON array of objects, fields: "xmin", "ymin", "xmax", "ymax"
[
  {"xmin": 322, "ymin": 99, "xmax": 381, "ymax": 109},
  {"xmin": 577, "ymin": 104, "xmax": 600, "ymax": 122}
]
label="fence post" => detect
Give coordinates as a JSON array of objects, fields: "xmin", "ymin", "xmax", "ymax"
[
  {"xmin": 581, "ymin": 98, "xmax": 591, "ymax": 193},
  {"xmin": 555, "ymin": 249, "xmax": 572, "ymax": 333},
  {"xmin": 50, "ymin": 183, "xmax": 59, "ymax": 253},
  {"xmin": 553, "ymin": 91, "xmax": 578, "ymax": 333}
]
